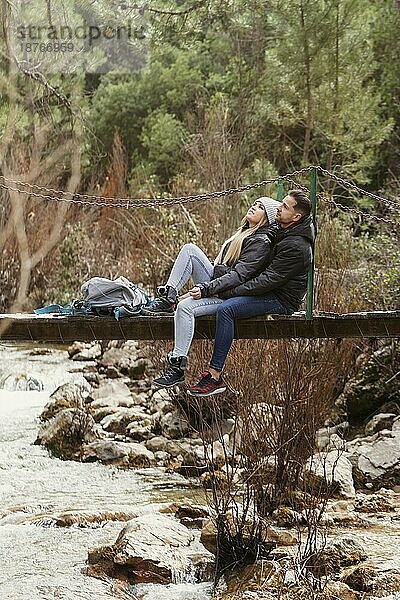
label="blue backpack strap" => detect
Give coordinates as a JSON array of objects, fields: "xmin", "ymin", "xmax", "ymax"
[
  {"xmin": 35, "ymin": 300, "xmax": 94, "ymax": 316},
  {"xmin": 114, "ymin": 306, "xmax": 135, "ymax": 320},
  {"xmin": 141, "ymin": 290, "xmax": 150, "ymax": 306},
  {"xmin": 34, "ymin": 303, "xmax": 74, "ymax": 315}
]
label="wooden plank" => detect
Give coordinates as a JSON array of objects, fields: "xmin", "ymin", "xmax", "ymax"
[{"xmin": 0, "ymin": 311, "xmax": 399, "ymax": 342}]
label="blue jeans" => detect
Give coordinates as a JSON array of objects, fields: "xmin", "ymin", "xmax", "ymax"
[{"xmin": 210, "ymin": 293, "xmax": 291, "ymax": 372}]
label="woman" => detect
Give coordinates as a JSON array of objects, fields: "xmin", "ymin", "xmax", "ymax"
[{"xmin": 142, "ymin": 197, "xmax": 281, "ymax": 389}]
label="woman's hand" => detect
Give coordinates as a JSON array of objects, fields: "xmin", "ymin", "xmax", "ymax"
[
  {"xmin": 189, "ymin": 286, "xmax": 202, "ymax": 300},
  {"xmin": 178, "ymin": 292, "xmax": 191, "ymax": 301},
  {"xmin": 178, "ymin": 286, "xmax": 202, "ymax": 301}
]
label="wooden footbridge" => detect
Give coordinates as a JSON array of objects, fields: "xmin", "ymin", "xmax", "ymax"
[
  {"xmin": 0, "ymin": 311, "xmax": 398, "ymax": 343},
  {"xmin": 0, "ymin": 166, "xmax": 398, "ymax": 344}
]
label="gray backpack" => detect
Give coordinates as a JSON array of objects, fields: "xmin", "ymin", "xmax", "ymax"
[{"xmin": 80, "ymin": 276, "xmax": 149, "ymax": 319}]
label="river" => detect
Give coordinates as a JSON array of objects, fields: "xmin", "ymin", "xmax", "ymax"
[
  {"xmin": 0, "ymin": 343, "xmax": 399, "ymax": 600},
  {"xmin": 0, "ymin": 343, "xmax": 212, "ymax": 600}
]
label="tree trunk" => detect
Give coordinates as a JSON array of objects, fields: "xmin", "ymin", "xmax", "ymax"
[{"xmin": 300, "ymin": 0, "xmax": 313, "ymax": 165}]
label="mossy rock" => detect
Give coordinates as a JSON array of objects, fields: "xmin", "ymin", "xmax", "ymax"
[
  {"xmin": 40, "ymin": 383, "xmax": 85, "ymax": 421},
  {"xmin": 36, "ymin": 408, "xmax": 98, "ymax": 460},
  {"xmin": 341, "ymin": 563, "xmax": 376, "ymax": 592}
]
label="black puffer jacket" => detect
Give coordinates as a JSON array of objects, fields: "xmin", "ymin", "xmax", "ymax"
[
  {"xmin": 197, "ymin": 224, "xmax": 277, "ymax": 298},
  {"xmin": 220, "ymin": 216, "xmax": 315, "ymax": 312}
]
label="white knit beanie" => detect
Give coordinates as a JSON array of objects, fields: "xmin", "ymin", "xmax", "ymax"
[{"xmin": 258, "ymin": 197, "xmax": 281, "ymax": 224}]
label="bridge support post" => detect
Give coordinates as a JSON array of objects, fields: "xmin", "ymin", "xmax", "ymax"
[
  {"xmin": 276, "ymin": 179, "xmax": 284, "ymax": 202},
  {"xmin": 306, "ymin": 167, "xmax": 317, "ymax": 321}
]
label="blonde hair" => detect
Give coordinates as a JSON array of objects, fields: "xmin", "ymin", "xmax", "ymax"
[{"xmin": 214, "ymin": 213, "xmax": 269, "ymax": 266}]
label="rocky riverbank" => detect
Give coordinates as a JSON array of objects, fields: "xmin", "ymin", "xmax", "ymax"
[{"xmin": 33, "ymin": 339, "xmax": 400, "ymax": 599}]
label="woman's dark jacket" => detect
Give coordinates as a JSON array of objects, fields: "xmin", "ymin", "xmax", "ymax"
[
  {"xmin": 220, "ymin": 216, "xmax": 315, "ymax": 312},
  {"xmin": 197, "ymin": 224, "xmax": 277, "ymax": 298}
]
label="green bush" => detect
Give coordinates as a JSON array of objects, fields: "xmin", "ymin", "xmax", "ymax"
[{"xmin": 353, "ymin": 232, "xmax": 400, "ymax": 309}]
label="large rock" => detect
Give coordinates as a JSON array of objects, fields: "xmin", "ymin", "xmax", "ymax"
[
  {"xmin": 68, "ymin": 341, "xmax": 90, "ymax": 357},
  {"xmin": 272, "ymin": 507, "xmax": 302, "ymax": 528},
  {"xmin": 307, "ymin": 535, "xmax": 367, "ymax": 576},
  {"xmin": 82, "ymin": 440, "xmax": 155, "ymax": 468},
  {"xmin": 323, "ymin": 581, "xmax": 361, "ymax": 600},
  {"xmin": 100, "ymin": 347, "xmax": 137, "ymax": 370},
  {"xmin": 346, "ymin": 417, "xmax": 400, "ymax": 488},
  {"xmin": 71, "ymin": 342, "xmax": 102, "ymax": 361},
  {"xmin": 340, "ymin": 563, "xmax": 376, "ymax": 592},
  {"xmin": 364, "ymin": 413, "xmax": 397, "ymax": 436},
  {"xmin": 149, "ymin": 389, "xmax": 175, "ymax": 415},
  {"xmin": 126, "ymin": 420, "xmax": 153, "ymax": 442},
  {"xmin": 36, "ymin": 408, "xmax": 99, "ymax": 460},
  {"xmin": 160, "ymin": 410, "xmax": 189, "ymax": 439},
  {"xmin": 200, "ymin": 519, "xmax": 218, "ymax": 554},
  {"xmin": 87, "ymin": 514, "xmax": 214, "ymax": 584},
  {"xmin": 343, "ymin": 343, "xmax": 400, "ymax": 423},
  {"xmin": 325, "ymin": 500, "xmax": 364, "ymax": 526},
  {"xmin": 304, "ymin": 450, "xmax": 356, "ymax": 498},
  {"xmin": 92, "ymin": 406, "xmax": 121, "ymax": 423},
  {"xmin": 100, "ymin": 407, "xmax": 151, "ymax": 434},
  {"xmin": 91, "ymin": 380, "xmax": 132, "ymax": 399},
  {"xmin": 354, "ymin": 490, "xmax": 397, "ymax": 513},
  {"xmin": 100, "ymin": 347, "xmax": 148, "ymax": 379},
  {"xmin": 144, "ymin": 436, "xmax": 169, "ymax": 453},
  {"xmin": 40, "ymin": 383, "xmax": 86, "ymax": 421},
  {"xmin": 264, "ymin": 525, "xmax": 297, "ymax": 547},
  {"xmin": 89, "ymin": 380, "xmax": 135, "ymax": 409}
]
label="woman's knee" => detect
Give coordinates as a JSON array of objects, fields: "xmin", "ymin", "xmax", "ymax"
[
  {"xmin": 180, "ymin": 242, "xmax": 199, "ymax": 254},
  {"xmin": 176, "ymin": 297, "xmax": 196, "ymax": 316}
]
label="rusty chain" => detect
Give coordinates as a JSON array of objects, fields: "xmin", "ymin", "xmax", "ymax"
[
  {"xmin": 0, "ymin": 167, "xmax": 315, "ymax": 208},
  {"xmin": 323, "ymin": 198, "xmax": 400, "ymax": 228},
  {"xmin": 317, "ymin": 167, "xmax": 400, "ymax": 213},
  {"xmin": 0, "ymin": 166, "xmax": 399, "ymax": 228}
]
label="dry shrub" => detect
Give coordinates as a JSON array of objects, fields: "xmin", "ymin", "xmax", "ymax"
[{"xmin": 229, "ymin": 337, "xmax": 357, "ymax": 511}]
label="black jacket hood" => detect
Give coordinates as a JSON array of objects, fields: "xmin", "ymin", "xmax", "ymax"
[{"xmin": 278, "ymin": 215, "xmax": 316, "ymax": 245}]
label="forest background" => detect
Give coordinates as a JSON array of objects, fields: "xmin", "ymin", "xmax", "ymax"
[{"xmin": 0, "ymin": 0, "xmax": 399, "ymax": 312}]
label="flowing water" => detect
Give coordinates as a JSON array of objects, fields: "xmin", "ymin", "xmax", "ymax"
[
  {"xmin": 0, "ymin": 343, "xmax": 212, "ymax": 600},
  {"xmin": 0, "ymin": 343, "xmax": 399, "ymax": 600}
]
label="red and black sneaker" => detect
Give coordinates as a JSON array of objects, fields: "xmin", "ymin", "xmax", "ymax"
[{"xmin": 187, "ymin": 371, "xmax": 226, "ymax": 397}]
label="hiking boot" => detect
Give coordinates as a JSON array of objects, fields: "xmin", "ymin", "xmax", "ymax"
[
  {"xmin": 153, "ymin": 354, "xmax": 187, "ymax": 388},
  {"xmin": 141, "ymin": 285, "xmax": 177, "ymax": 316},
  {"xmin": 187, "ymin": 371, "xmax": 226, "ymax": 397}
]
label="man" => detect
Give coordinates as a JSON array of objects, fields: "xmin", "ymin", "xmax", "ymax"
[{"xmin": 187, "ymin": 189, "xmax": 315, "ymax": 397}]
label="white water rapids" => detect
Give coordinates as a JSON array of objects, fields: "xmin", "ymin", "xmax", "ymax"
[{"xmin": 0, "ymin": 343, "xmax": 212, "ymax": 600}]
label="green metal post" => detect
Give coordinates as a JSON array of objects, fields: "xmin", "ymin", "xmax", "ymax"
[
  {"xmin": 276, "ymin": 179, "xmax": 284, "ymax": 202},
  {"xmin": 306, "ymin": 167, "xmax": 317, "ymax": 321}
]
